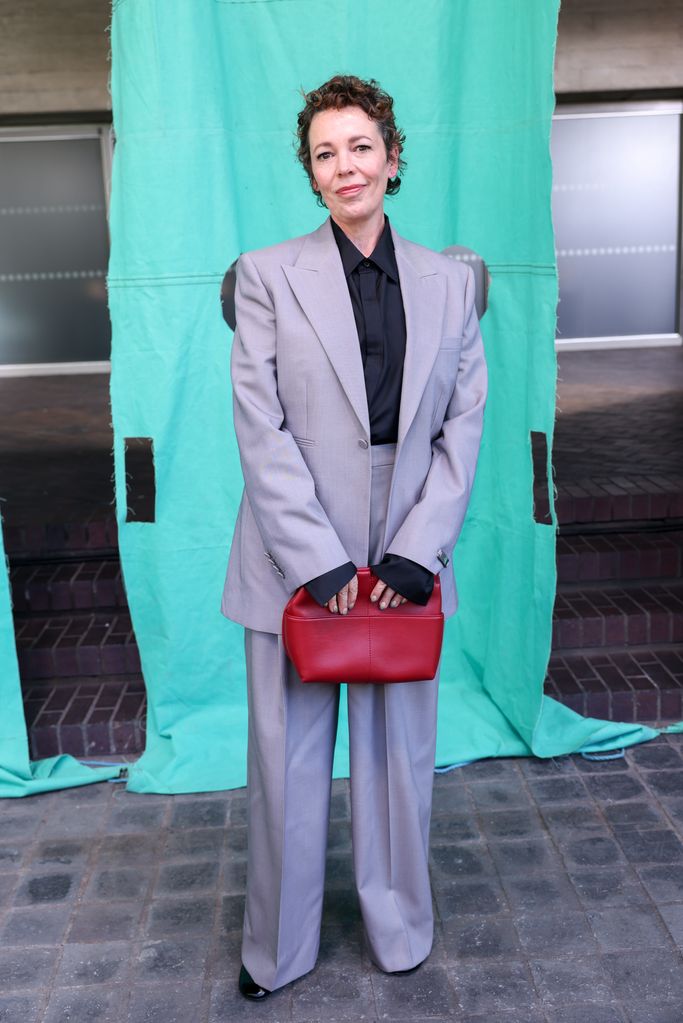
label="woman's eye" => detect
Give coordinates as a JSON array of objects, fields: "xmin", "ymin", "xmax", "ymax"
[
  {"xmin": 316, "ymin": 152, "xmax": 332, "ymax": 161},
  {"xmin": 356, "ymin": 145, "xmax": 371, "ymax": 152}
]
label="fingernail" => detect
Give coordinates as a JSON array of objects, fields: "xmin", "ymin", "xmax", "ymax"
[
  {"xmin": 380, "ymin": 602, "xmax": 386, "ymax": 609},
  {"xmin": 370, "ymin": 595, "xmax": 377, "ymax": 602},
  {"xmin": 341, "ymin": 608, "xmax": 347, "ymax": 615}
]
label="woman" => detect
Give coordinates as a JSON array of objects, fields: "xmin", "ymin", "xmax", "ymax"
[{"xmin": 221, "ymin": 74, "xmax": 487, "ymax": 999}]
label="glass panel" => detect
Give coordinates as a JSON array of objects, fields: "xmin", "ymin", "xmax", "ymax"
[
  {"xmin": 0, "ymin": 137, "xmax": 110, "ymax": 365},
  {"xmin": 551, "ymin": 111, "xmax": 680, "ymax": 339}
]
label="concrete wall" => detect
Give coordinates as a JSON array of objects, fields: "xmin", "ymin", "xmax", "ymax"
[
  {"xmin": 0, "ymin": 0, "xmax": 681, "ymax": 117},
  {"xmin": 0, "ymin": 2, "xmax": 110, "ymax": 116},
  {"xmin": 556, "ymin": 0, "xmax": 683, "ymax": 93}
]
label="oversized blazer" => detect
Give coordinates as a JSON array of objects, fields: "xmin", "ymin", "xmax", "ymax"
[{"xmin": 221, "ymin": 216, "xmax": 487, "ymax": 635}]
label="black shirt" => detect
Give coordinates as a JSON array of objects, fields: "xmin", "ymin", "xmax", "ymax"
[{"xmin": 304, "ymin": 216, "xmax": 435, "ymax": 607}]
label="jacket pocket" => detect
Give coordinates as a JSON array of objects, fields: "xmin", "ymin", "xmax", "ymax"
[{"xmin": 292, "ymin": 436, "xmax": 316, "ymax": 447}]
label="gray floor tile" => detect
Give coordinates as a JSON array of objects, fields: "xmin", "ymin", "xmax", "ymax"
[
  {"xmin": 371, "ymin": 964, "xmax": 457, "ymax": 1020},
  {"xmin": 616, "ymin": 829, "xmax": 683, "ymax": 865},
  {"xmin": 290, "ymin": 961, "xmax": 375, "ymax": 1021},
  {"xmin": 526, "ymin": 777, "xmax": 589, "ymax": 804},
  {"xmin": 641, "ymin": 771, "xmax": 683, "ymax": 799},
  {"xmin": 603, "ymin": 801, "xmax": 667, "ymax": 831},
  {"xmin": 0, "ymin": 947, "xmax": 59, "ymax": 992},
  {"xmin": 85, "ymin": 866, "xmax": 154, "ymax": 901},
  {"xmin": 556, "ymin": 834, "xmax": 627, "ymax": 868},
  {"xmin": 568, "ymin": 866, "xmax": 651, "ymax": 908},
  {"xmin": 434, "ymin": 878, "xmax": 508, "ymax": 918},
  {"xmin": 488, "ymin": 837, "xmax": 564, "ymax": 876},
  {"xmin": 105, "ymin": 803, "xmax": 168, "ymax": 833},
  {"xmin": 500, "ymin": 872, "xmax": 581, "ymax": 912},
  {"xmin": 518, "ymin": 755, "xmax": 577, "ymax": 777},
  {"xmin": 133, "ymin": 938, "xmax": 211, "ymax": 981},
  {"xmin": 441, "ymin": 913, "xmax": 522, "ymax": 959},
  {"xmin": 67, "ymin": 900, "xmax": 144, "ymax": 943},
  {"xmin": 430, "ymin": 842, "xmax": 496, "ymax": 880},
  {"xmin": 170, "ymin": 800, "xmax": 228, "ymax": 829},
  {"xmin": 545, "ymin": 1006, "xmax": 627, "ymax": 1023},
  {"xmin": 96, "ymin": 833, "xmax": 163, "ymax": 866},
  {"xmin": 155, "ymin": 860, "xmax": 219, "ymax": 896},
  {"xmin": 54, "ymin": 941, "xmax": 130, "ymax": 987},
  {"xmin": 162, "ymin": 828, "xmax": 223, "ymax": 860},
  {"xmin": 145, "ymin": 897, "xmax": 216, "ymax": 938},
  {"xmin": 586, "ymin": 904, "xmax": 673, "ymax": 951},
  {"xmin": 467, "ymin": 780, "xmax": 531, "ymax": 812},
  {"xmin": 460, "ymin": 758, "xmax": 521, "ymax": 781},
  {"xmin": 539, "ymin": 803, "xmax": 606, "ymax": 835},
  {"xmin": 29, "ymin": 838, "xmax": 94, "ymax": 869},
  {"xmin": 42, "ymin": 986, "xmax": 123, "ymax": 1023},
  {"xmin": 637, "ymin": 863, "xmax": 683, "ymax": 901},
  {"xmin": 126, "ymin": 980, "xmax": 204, "ymax": 1023},
  {"xmin": 627, "ymin": 745, "xmax": 683, "ymax": 771},
  {"xmin": 14, "ymin": 871, "xmax": 79, "ymax": 906},
  {"xmin": 448, "ymin": 959, "xmax": 537, "ymax": 1014},
  {"xmin": 2, "ymin": 903, "xmax": 73, "ymax": 945},
  {"xmin": 430, "ymin": 813, "xmax": 480, "ymax": 844},
  {"xmin": 657, "ymin": 903, "xmax": 683, "ymax": 948},
  {"xmin": 602, "ymin": 948, "xmax": 683, "ymax": 1002},
  {"xmin": 529, "ymin": 954, "xmax": 614, "ymax": 1007},
  {"xmin": 582, "ymin": 773, "xmax": 648, "ymax": 803},
  {"xmin": 624, "ymin": 1002, "xmax": 683, "ymax": 1023},
  {"xmin": 0, "ymin": 993, "xmax": 44, "ymax": 1023},
  {"xmin": 476, "ymin": 808, "xmax": 544, "ymax": 841},
  {"xmin": 513, "ymin": 910, "xmax": 598, "ymax": 957}
]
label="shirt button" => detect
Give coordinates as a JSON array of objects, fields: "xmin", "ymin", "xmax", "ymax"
[
  {"xmin": 358, "ymin": 439, "xmax": 369, "ymax": 449},
  {"xmin": 362, "ymin": 260, "xmax": 370, "ymax": 267}
]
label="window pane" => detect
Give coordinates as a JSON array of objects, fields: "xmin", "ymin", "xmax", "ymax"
[
  {"xmin": 0, "ymin": 137, "xmax": 110, "ymax": 365},
  {"xmin": 551, "ymin": 111, "xmax": 680, "ymax": 340}
]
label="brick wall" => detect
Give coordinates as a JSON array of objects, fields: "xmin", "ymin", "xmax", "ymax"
[{"xmin": 0, "ymin": 1, "xmax": 680, "ymax": 115}]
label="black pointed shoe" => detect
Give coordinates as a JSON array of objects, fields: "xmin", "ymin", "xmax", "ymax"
[{"xmin": 238, "ymin": 964, "xmax": 271, "ymax": 1000}]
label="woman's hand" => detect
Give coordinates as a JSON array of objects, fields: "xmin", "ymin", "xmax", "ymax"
[
  {"xmin": 370, "ymin": 580, "xmax": 408, "ymax": 610},
  {"xmin": 324, "ymin": 574, "xmax": 358, "ymax": 615},
  {"xmin": 324, "ymin": 574, "xmax": 407, "ymax": 614}
]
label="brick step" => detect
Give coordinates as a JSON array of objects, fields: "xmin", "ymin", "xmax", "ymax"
[
  {"xmin": 557, "ymin": 529, "xmax": 683, "ymax": 585},
  {"xmin": 10, "ymin": 558, "xmax": 126, "ymax": 614},
  {"xmin": 23, "ymin": 674, "xmax": 146, "ymax": 759},
  {"xmin": 553, "ymin": 582, "xmax": 683, "ymax": 651},
  {"xmin": 545, "ymin": 646, "xmax": 683, "ymax": 725},
  {"xmin": 3, "ymin": 514, "xmax": 118, "ymax": 559},
  {"xmin": 548, "ymin": 474, "xmax": 683, "ymax": 527},
  {"xmin": 15, "ymin": 611, "xmax": 140, "ymax": 681}
]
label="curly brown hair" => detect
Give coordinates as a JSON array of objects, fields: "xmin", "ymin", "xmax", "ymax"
[{"xmin": 295, "ymin": 74, "xmax": 406, "ymax": 206}]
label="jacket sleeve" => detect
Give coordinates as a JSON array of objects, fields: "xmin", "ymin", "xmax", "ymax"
[
  {"xmin": 384, "ymin": 264, "xmax": 487, "ymax": 574},
  {"xmin": 304, "ymin": 561, "xmax": 357, "ymax": 606},
  {"xmin": 370, "ymin": 554, "xmax": 434, "ymax": 605},
  {"xmin": 230, "ymin": 251, "xmax": 352, "ymax": 591}
]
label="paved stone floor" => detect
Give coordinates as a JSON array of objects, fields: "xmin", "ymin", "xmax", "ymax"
[{"xmin": 2, "ymin": 734, "xmax": 683, "ymax": 1022}]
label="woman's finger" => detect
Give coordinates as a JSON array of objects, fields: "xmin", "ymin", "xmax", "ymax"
[
  {"xmin": 348, "ymin": 573, "xmax": 359, "ymax": 609},
  {"xmin": 337, "ymin": 582, "xmax": 349, "ymax": 615}
]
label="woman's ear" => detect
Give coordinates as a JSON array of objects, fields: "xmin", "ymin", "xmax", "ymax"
[{"xmin": 387, "ymin": 144, "xmax": 399, "ymax": 178}]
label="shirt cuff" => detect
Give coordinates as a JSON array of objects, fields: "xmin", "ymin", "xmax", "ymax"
[
  {"xmin": 369, "ymin": 554, "xmax": 435, "ymax": 605},
  {"xmin": 304, "ymin": 561, "xmax": 356, "ymax": 606}
]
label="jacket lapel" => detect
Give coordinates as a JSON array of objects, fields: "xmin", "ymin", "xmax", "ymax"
[
  {"xmin": 391, "ymin": 225, "xmax": 447, "ymax": 450},
  {"xmin": 283, "ymin": 219, "xmax": 370, "ymax": 436},
  {"xmin": 282, "ymin": 217, "xmax": 447, "ymax": 449}
]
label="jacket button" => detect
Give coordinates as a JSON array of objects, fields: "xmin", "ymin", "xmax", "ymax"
[{"xmin": 358, "ymin": 439, "xmax": 369, "ymax": 449}]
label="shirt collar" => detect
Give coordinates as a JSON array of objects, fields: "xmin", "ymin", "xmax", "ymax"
[{"xmin": 330, "ymin": 215, "xmax": 399, "ymax": 283}]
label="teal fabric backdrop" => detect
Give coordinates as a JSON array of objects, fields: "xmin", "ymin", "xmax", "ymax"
[{"xmin": 1, "ymin": 0, "xmax": 677, "ymax": 798}]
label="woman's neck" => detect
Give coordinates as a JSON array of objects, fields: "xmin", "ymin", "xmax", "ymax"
[{"xmin": 331, "ymin": 210, "xmax": 386, "ymax": 258}]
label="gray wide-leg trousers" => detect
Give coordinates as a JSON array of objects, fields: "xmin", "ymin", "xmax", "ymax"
[{"xmin": 241, "ymin": 442, "xmax": 440, "ymax": 992}]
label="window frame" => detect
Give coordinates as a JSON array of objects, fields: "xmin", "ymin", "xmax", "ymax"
[{"xmin": 552, "ymin": 99, "xmax": 683, "ymax": 351}]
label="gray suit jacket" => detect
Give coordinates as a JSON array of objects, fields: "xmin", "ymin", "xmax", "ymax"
[{"xmin": 221, "ymin": 216, "xmax": 487, "ymax": 634}]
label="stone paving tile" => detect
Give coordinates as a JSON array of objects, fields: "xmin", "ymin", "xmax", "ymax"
[
  {"xmin": 0, "ymin": 993, "xmax": 45, "ymax": 1023},
  {"xmin": 5, "ymin": 741, "xmax": 683, "ymax": 1020},
  {"xmin": 42, "ymin": 985, "xmax": 124, "ymax": 1023}
]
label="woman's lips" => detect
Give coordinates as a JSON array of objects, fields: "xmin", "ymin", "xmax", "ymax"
[{"xmin": 337, "ymin": 185, "xmax": 364, "ymax": 195}]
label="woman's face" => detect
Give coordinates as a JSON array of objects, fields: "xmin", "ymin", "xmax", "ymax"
[{"xmin": 308, "ymin": 106, "xmax": 398, "ymax": 228}]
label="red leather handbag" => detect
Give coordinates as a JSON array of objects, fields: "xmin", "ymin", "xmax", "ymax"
[{"xmin": 282, "ymin": 567, "xmax": 444, "ymax": 684}]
